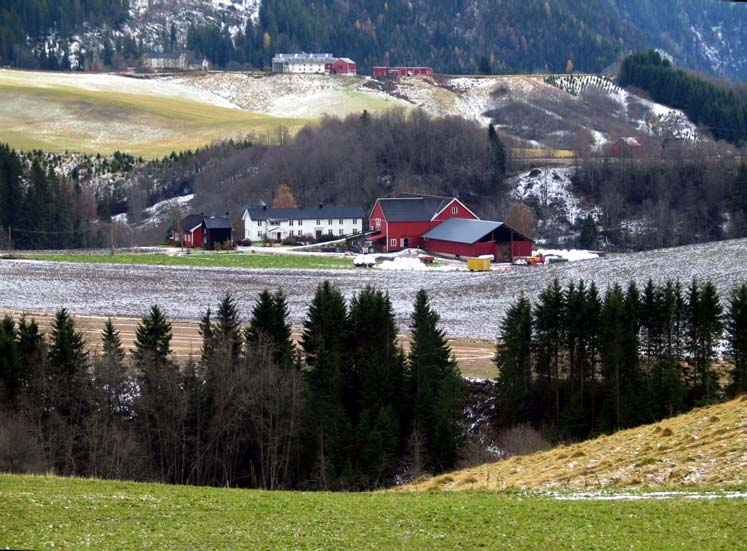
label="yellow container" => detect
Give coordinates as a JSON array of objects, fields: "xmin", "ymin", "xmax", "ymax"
[{"xmin": 467, "ymin": 257, "xmax": 492, "ymax": 271}]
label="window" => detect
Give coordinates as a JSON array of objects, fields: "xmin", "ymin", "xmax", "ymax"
[
  {"xmin": 328, "ymin": 219, "xmax": 333, "ymax": 225},
  {"xmin": 451, "ymin": 206, "xmax": 458, "ymax": 214},
  {"xmin": 390, "ymin": 238, "xmax": 397, "ymax": 247},
  {"xmin": 316, "ymin": 219, "xmax": 321, "ymax": 225},
  {"xmin": 257, "ymin": 221, "xmax": 262, "ymax": 226},
  {"xmin": 375, "ymin": 218, "xmax": 381, "ymax": 229},
  {"xmin": 297, "ymin": 219, "xmax": 302, "ymax": 226},
  {"xmin": 338, "ymin": 218, "xmax": 343, "ymax": 224},
  {"xmin": 338, "ymin": 229, "xmax": 344, "ymax": 235},
  {"xmin": 289, "ymin": 220, "xmax": 294, "ymax": 226},
  {"xmin": 354, "ymin": 218, "xmax": 360, "ymax": 225},
  {"xmin": 328, "ymin": 229, "xmax": 333, "ymax": 235}
]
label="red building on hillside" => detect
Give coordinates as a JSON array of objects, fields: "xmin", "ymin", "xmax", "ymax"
[
  {"xmin": 373, "ymin": 66, "xmax": 433, "ymax": 78},
  {"xmin": 331, "ymin": 58, "xmax": 357, "ymax": 75},
  {"xmin": 366, "ymin": 196, "xmax": 477, "ymax": 252},
  {"xmin": 170, "ymin": 214, "xmax": 205, "ymax": 248}
]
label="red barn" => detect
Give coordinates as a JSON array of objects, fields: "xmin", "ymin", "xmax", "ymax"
[
  {"xmin": 367, "ymin": 196, "xmax": 477, "ymax": 252},
  {"xmin": 331, "ymin": 58, "xmax": 357, "ymax": 75},
  {"xmin": 609, "ymin": 137, "xmax": 647, "ymax": 159},
  {"xmin": 170, "ymin": 214, "xmax": 204, "ymax": 248},
  {"xmin": 421, "ymin": 218, "xmax": 534, "ymax": 262},
  {"xmin": 373, "ymin": 66, "xmax": 433, "ymax": 78}
]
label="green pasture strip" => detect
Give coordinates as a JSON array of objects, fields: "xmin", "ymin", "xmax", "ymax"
[
  {"xmin": 17, "ymin": 252, "xmax": 353, "ymax": 270},
  {"xmin": 1, "ymin": 475, "xmax": 745, "ymax": 551}
]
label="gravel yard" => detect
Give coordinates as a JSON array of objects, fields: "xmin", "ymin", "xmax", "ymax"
[{"xmin": 2, "ymin": 238, "xmax": 747, "ymax": 339}]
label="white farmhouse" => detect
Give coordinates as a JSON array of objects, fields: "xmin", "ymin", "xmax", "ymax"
[
  {"xmin": 242, "ymin": 205, "xmax": 366, "ymax": 242},
  {"xmin": 271, "ymin": 53, "xmax": 333, "ymax": 74}
]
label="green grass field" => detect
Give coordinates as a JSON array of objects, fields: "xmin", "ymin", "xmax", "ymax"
[
  {"xmin": 0, "ymin": 69, "xmax": 311, "ymax": 158},
  {"xmin": 1, "ymin": 475, "xmax": 745, "ymax": 550},
  {"xmin": 17, "ymin": 251, "xmax": 353, "ymax": 270}
]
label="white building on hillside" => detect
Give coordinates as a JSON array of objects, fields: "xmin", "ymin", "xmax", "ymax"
[
  {"xmin": 271, "ymin": 53, "xmax": 333, "ymax": 74},
  {"xmin": 242, "ymin": 205, "xmax": 366, "ymax": 242}
]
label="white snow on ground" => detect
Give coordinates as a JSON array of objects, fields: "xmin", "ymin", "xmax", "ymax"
[
  {"xmin": 545, "ymin": 491, "xmax": 747, "ymax": 501},
  {"xmin": 513, "ymin": 167, "xmax": 596, "ymax": 224},
  {"xmin": 3, "ymin": 238, "xmax": 747, "ymax": 339},
  {"xmin": 537, "ymin": 249, "xmax": 599, "ymax": 262},
  {"xmin": 548, "ymin": 74, "xmax": 698, "ymax": 141},
  {"xmin": 140, "ymin": 194, "xmax": 194, "ymax": 227},
  {"xmin": 0, "ymin": 69, "xmax": 240, "ymax": 110}
]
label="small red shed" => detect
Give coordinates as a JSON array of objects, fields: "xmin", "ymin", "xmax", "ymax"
[
  {"xmin": 332, "ymin": 58, "xmax": 357, "ymax": 75},
  {"xmin": 170, "ymin": 214, "xmax": 204, "ymax": 248},
  {"xmin": 421, "ymin": 218, "xmax": 534, "ymax": 262}
]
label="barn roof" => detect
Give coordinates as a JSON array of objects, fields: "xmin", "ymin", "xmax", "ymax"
[
  {"xmin": 422, "ymin": 218, "xmax": 504, "ymax": 244},
  {"xmin": 203, "ymin": 217, "xmax": 232, "ymax": 230},
  {"xmin": 179, "ymin": 214, "xmax": 204, "ymax": 232},
  {"xmin": 244, "ymin": 206, "xmax": 364, "ymax": 221},
  {"xmin": 376, "ymin": 197, "xmax": 452, "ymax": 222}
]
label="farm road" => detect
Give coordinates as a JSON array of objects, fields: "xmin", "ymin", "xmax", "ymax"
[{"xmin": 1, "ymin": 238, "xmax": 746, "ymax": 340}]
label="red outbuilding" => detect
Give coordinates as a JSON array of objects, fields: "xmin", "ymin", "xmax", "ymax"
[
  {"xmin": 170, "ymin": 214, "xmax": 204, "ymax": 248},
  {"xmin": 421, "ymin": 218, "xmax": 534, "ymax": 262},
  {"xmin": 331, "ymin": 58, "xmax": 357, "ymax": 75},
  {"xmin": 373, "ymin": 66, "xmax": 433, "ymax": 78},
  {"xmin": 367, "ymin": 196, "xmax": 478, "ymax": 252}
]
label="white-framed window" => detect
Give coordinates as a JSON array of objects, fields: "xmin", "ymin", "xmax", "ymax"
[
  {"xmin": 338, "ymin": 218, "xmax": 343, "ymax": 224},
  {"xmin": 289, "ymin": 220, "xmax": 294, "ymax": 226},
  {"xmin": 316, "ymin": 219, "xmax": 321, "ymax": 225},
  {"xmin": 297, "ymin": 219, "xmax": 302, "ymax": 226},
  {"xmin": 257, "ymin": 221, "xmax": 262, "ymax": 226},
  {"xmin": 328, "ymin": 219, "xmax": 333, "ymax": 225},
  {"xmin": 327, "ymin": 229, "xmax": 333, "ymax": 236},
  {"xmin": 390, "ymin": 238, "xmax": 397, "ymax": 247},
  {"xmin": 338, "ymin": 229, "xmax": 344, "ymax": 235},
  {"xmin": 451, "ymin": 206, "xmax": 458, "ymax": 214},
  {"xmin": 375, "ymin": 218, "xmax": 382, "ymax": 229},
  {"xmin": 354, "ymin": 218, "xmax": 360, "ymax": 225}
]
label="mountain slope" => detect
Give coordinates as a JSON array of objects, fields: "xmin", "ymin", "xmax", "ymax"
[{"xmin": 406, "ymin": 396, "xmax": 747, "ymax": 491}]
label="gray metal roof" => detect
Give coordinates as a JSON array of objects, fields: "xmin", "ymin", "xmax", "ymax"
[
  {"xmin": 179, "ymin": 214, "xmax": 204, "ymax": 232},
  {"xmin": 422, "ymin": 218, "xmax": 504, "ymax": 244},
  {"xmin": 203, "ymin": 217, "xmax": 232, "ymax": 230},
  {"xmin": 245, "ymin": 206, "xmax": 364, "ymax": 221},
  {"xmin": 376, "ymin": 197, "xmax": 451, "ymax": 222}
]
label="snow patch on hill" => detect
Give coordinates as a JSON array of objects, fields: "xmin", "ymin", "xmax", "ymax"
[{"xmin": 514, "ymin": 167, "xmax": 591, "ymax": 224}]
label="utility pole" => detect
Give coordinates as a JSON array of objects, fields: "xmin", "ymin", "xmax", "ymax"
[{"xmin": 110, "ymin": 222, "xmax": 115, "ymax": 255}]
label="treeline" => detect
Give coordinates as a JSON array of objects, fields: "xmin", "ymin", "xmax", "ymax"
[
  {"xmin": 186, "ymin": 0, "xmax": 639, "ymax": 74},
  {"xmin": 0, "ymin": 0, "xmax": 129, "ymax": 68},
  {"xmin": 0, "ymin": 285, "xmax": 464, "ymax": 489},
  {"xmin": 0, "ymin": 145, "xmax": 100, "ymax": 249},
  {"xmin": 619, "ymin": 50, "xmax": 747, "ymax": 145},
  {"xmin": 496, "ymin": 279, "xmax": 747, "ymax": 439},
  {"xmin": 192, "ymin": 110, "xmax": 508, "ymax": 222},
  {"xmin": 571, "ymin": 155, "xmax": 746, "ymax": 250}
]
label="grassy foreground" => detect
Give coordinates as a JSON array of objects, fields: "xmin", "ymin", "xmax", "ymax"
[
  {"xmin": 1, "ymin": 475, "xmax": 746, "ymax": 550},
  {"xmin": 18, "ymin": 251, "xmax": 353, "ymax": 270}
]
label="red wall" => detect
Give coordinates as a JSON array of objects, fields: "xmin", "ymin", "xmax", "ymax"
[
  {"xmin": 432, "ymin": 199, "xmax": 478, "ymax": 223},
  {"xmin": 186, "ymin": 226, "xmax": 204, "ymax": 248},
  {"xmin": 422, "ymin": 238, "xmax": 494, "ymax": 258},
  {"xmin": 373, "ymin": 67, "xmax": 433, "ymax": 78},
  {"xmin": 512, "ymin": 240, "xmax": 533, "ymax": 258},
  {"xmin": 332, "ymin": 59, "xmax": 356, "ymax": 74}
]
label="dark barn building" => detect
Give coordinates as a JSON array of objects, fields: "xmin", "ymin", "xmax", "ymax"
[{"xmin": 202, "ymin": 216, "xmax": 233, "ymax": 250}]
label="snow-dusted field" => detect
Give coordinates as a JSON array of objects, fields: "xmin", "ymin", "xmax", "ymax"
[{"xmin": 3, "ymin": 239, "xmax": 747, "ymax": 339}]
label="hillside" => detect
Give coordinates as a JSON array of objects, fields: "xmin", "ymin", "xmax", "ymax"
[
  {"xmin": 0, "ymin": 69, "xmax": 308, "ymax": 158},
  {"xmin": 2, "ymin": 475, "xmax": 745, "ymax": 550},
  {"xmin": 406, "ymin": 396, "xmax": 747, "ymax": 491},
  {"xmin": 4, "ymin": 0, "xmax": 747, "ymax": 80},
  {"xmin": 0, "ymin": 68, "xmax": 703, "ymax": 157}
]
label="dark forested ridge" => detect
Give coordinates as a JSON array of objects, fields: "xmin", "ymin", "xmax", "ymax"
[
  {"xmin": 619, "ymin": 50, "xmax": 747, "ymax": 146},
  {"xmin": 0, "ymin": 0, "xmax": 129, "ymax": 68}
]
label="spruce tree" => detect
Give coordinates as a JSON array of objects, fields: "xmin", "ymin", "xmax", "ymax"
[
  {"xmin": 407, "ymin": 289, "xmax": 464, "ymax": 473},
  {"xmin": 599, "ymin": 284, "xmax": 625, "ymax": 430},
  {"xmin": 533, "ymin": 279, "xmax": 564, "ymax": 429},
  {"xmin": 247, "ymin": 289, "xmax": 294, "ymax": 368},
  {"xmin": 94, "ymin": 319, "xmax": 128, "ymax": 417},
  {"xmin": 494, "ymin": 295, "xmax": 533, "ymax": 428},
  {"xmin": 0, "ymin": 315, "xmax": 21, "ymax": 405},
  {"xmin": 726, "ymin": 284, "xmax": 747, "ymax": 396},
  {"xmin": 300, "ymin": 281, "xmax": 352, "ymax": 488},
  {"xmin": 132, "ymin": 305, "xmax": 172, "ymax": 370}
]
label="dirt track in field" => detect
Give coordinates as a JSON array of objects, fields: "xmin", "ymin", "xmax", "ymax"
[{"xmin": 0, "ymin": 310, "xmax": 497, "ymax": 380}]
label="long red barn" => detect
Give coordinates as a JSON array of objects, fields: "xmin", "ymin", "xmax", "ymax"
[{"xmin": 373, "ymin": 66, "xmax": 433, "ymax": 78}]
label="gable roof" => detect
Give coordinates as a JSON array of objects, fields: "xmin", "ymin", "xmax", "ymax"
[
  {"xmin": 422, "ymin": 218, "xmax": 504, "ymax": 244},
  {"xmin": 203, "ymin": 217, "xmax": 232, "ymax": 230},
  {"xmin": 374, "ymin": 197, "xmax": 452, "ymax": 222},
  {"xmin": 244, "ymin": 206, "xmax": 364, "ymax": 221},
  {"xmin": 179, "ymin": 214, "xmax": 204, "ymax": 232}
]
